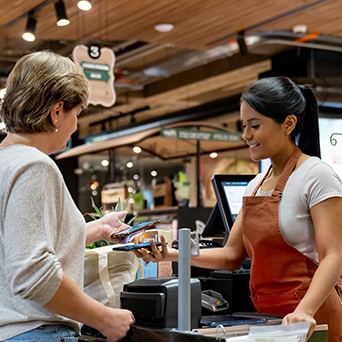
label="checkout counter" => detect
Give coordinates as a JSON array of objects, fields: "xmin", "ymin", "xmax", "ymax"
[
  {"xmin": 80, "ymin": 176, "xmax": 328, "ymax": 342},
  {"xmin": 79, "ymin": 229, "xmax": 327, "ymax": 342}
]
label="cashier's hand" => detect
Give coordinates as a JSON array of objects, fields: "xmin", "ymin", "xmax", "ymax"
[
  {"xmin": 99, "ymin": 307, "xmax": 135, "ymax": 341},
  {"xmin": 133, "ymin": 235, "xmax": 178, "ymax": 262},
  {"xmin": 282, "ymin": 310, "xmax": 316, "ymax": 340}
]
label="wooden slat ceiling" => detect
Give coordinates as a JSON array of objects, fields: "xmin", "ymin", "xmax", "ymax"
[
  {"xmin": 1, "ymin": 0, "xmax": 342, "ymax": 146},
  {"xmin": 1, "ymin": 0, "xmax": 342, "ymax": 50}
]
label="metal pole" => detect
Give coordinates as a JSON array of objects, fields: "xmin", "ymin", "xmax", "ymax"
[
  {"xmin": 109, "ymin": 148, "xmax": 115, "ymax": 183},
  {"xmin": 196, "ymin": 136, "xmax": 202, "ymax": 207},
  {"xmin": 178, "ymin": 228, "xmax": 191, "ymax": 332}
]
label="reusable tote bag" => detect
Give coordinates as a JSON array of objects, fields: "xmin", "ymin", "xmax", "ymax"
[{"xmin": 84, "ymin": 245, "xmax": 141, "ymax": 308}]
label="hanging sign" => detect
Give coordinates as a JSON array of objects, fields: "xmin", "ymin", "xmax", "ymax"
[
  {"xmin": 73, "ymin": 44, "xmax": 116, "ymax": 107},
  {"xmin": 161, "ymin": 127, "xmax": 242, "ymax": 142}
]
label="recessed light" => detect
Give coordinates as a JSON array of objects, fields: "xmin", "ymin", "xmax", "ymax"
[
  {"xmin": 77, "ymin": 0, "xmax": 92, "ymax": 11},
  {"xmin": 154, "ymin": 23, "xmax": 174, "ymax": 33},
  {"xmin": 292, "ymin": 24, "xmax": 307, "ymax": 34}
]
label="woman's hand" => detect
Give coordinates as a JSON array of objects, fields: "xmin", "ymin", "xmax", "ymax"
[
  {"xmin": 99, "ymin": 211, "xmax": 131, "ymax": 243},
  {"xmin": 98, "ymin": 307, "xmax": 135, "ymax": 341},
  {"xmin": 282, "ymin": 310, "xmax": 316, "ymax": 340},
  {"xmin": 133, "ymin": 235, "xmax": 178, "ymax": 262},
  {"xmin": 86, "ymin": 211, "xmax": 130, "ymax": 246}
]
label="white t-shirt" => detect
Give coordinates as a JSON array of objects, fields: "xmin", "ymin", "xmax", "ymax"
[{"xmin": 244, "ymin": 157, "xmax": 342, "ymax": 264}]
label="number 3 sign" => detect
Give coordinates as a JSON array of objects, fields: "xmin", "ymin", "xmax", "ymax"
[{"xmin": 73, "ymin": 44, "xmax": 116, "ymax": 107}]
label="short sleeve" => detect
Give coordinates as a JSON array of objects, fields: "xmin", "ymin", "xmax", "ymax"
[{"xmin": 302, "ymin": 162, "xmax": 342, "ymax": 209}]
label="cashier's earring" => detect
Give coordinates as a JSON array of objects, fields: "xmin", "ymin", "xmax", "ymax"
[{"xmin": 54, "ymin": 119, "xmax": 58, "ymax": 133}]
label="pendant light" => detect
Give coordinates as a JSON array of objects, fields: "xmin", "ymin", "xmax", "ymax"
[
  {"xmin": 22, "ymin": 13, "xmax": 37, "ymax": 42},
  {"xmin": 55, "ymin": 0, "xmax": 70, "ymax": 26}
]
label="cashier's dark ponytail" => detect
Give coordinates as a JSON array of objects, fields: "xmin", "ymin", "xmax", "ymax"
[{"xmin": 240, "ymin": 76, "xmax": 321, "ymax": 158}]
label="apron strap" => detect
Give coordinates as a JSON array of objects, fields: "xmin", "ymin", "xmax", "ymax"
[
  {"xmin": 273, "ymin": 146, "xmax": 302, "ymax": 194},
  {"xmin": 251, "ymin": 146, "xmax": 302, "ymax": 197},
  {"xmin": 251, "ymin": 166, "xmax": 272, "ymax": 196}
]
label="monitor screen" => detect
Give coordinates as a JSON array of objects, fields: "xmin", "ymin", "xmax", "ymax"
[
  {"xmin": 319, "ymin": 117, "xmax": 342, "ymax": 179},
  {"xmin": 259, "ymin": 158, "xmax": 271, "ymax": 173},
  {"xmin": 201, "ymin": 174, "xmax": 255, "ymax": 244}
]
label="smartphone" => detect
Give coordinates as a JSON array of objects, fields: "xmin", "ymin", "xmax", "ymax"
[
  {"xmin": 111, "ymin": 220, "xmax": 160, "ymax": 238},
  {"xmin": 112, "ymin": 241, "xmax": 162, "ymax": 251}
]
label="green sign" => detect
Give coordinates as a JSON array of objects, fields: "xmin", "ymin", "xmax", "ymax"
[
  {"xmin": 81, "ymin": 62, "xmax": 110, "ymax": 82},
  {"xmin": 84, "ymin": 71, "xmax": 110, "ymax": 81},
  {"xmin": 161, "ymin": 128, "xmax": 241, "ymax": 142}
]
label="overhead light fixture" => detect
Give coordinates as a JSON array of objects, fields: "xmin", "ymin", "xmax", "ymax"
[
  {"xmin": 209, "ymin": 152, "xmax": 218, "ymax": 158},
  {"xmin": 292, "ymin": 24, "xmax": 307, "ymax": 35},
  {"xmin": 101, "ymin": 159, "xmax": 109, "ymax": 167},
  {"xmin": 154, "ymin": 23, "xmax": 174, "ymax": 33},
  {"xmin": 0, "ymin": 88, "xmax": 6, "ymax": 99},
  {"xmin": 77, "ymin": 0, "xmax": 92, "ymax": 11},
  {"xmin": 237, "ymin": 30, "xmax": 248, "ymax": 56},
  {"xmin": 22, "ymin": 13, "xmax": 36, "ymax": 42},
  {"xmin": 133, "ymin": 146, "xmax": 142, "ymax": 154},
  {"xmin": 55, "ymin": 0, "xmax": 70, "ymax": 26}
]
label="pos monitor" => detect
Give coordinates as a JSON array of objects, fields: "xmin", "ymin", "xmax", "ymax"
[{"xmin": 201, "ymin": 174, "xmax": 255, "ymax": 245}]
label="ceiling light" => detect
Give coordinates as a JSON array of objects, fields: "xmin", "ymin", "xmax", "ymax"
[
  {"xmin": 133, "ymin": 146, "xmax": 142, "ymax": 154},
  {"xmin": 126, "ymin": 161, "xmax": 134, "ymax": 168},
  {"xmin": 151, "ymin": 170, "xmax": 158, "ymax": 177},
  {"xmin": 154, "ymin": 23, "xmax": 174, "ymax": 33},
  {"xmin": 55, "ymin": 0, "xmax": 70, "ymax": 26},
  {"xmin": 209, "ymin": 152, "xmax": 218, "ymax": 158},
  {"xmin": 77, "ymin": 0, "xmax": 92, "ymax": 11},
  {"xmin": 101, "ymin": 159, "xmax": 109, "ymax": 167},
  {"xmin": 245, "ymin": 35, "xmax": 261, "ymax": 45},
  {"xmin": 22, "ymin": 14, "xmax": 36, "ymax": 42},
  {"xmin": 292, "ymin": 24, "xmax": 307, "ymax": 34},
  {"xmin": 90, "ymin": 180, "xmax": 99, "ymax": 190},
  {"xmin": 0, "ymin": 88, "xmax": 6, "ymax": 99}
]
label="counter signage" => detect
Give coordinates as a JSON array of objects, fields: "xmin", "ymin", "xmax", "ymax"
[{"xmin": 161, "ymin": 128, "xmax": 241, "ymax": 142}]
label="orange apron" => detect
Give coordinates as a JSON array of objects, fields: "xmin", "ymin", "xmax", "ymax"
[{"xmin": 242, "ymin": 146, "xmax": 342, "ymax": 341}]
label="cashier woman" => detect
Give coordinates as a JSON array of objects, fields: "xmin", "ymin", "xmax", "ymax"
[
  {"xmin": 136, "ymin": 76, "xmax": 342, "ymax": 341},
  {"xmin": 0, "ymin": 51, "xmax": 134, "ymax": 341}
]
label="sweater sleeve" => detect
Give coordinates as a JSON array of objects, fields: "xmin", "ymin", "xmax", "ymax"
[{"xmin": 3, "ymin": 159, "xmax": 64, "ymax": 306}]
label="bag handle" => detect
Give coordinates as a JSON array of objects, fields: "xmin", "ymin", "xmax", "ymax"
[{"xmin": 94, "ymin": 249, "xmax": 116, "ymax": 307}]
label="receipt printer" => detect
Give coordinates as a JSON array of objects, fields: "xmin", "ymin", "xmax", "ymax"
[{"xmin": 120, "ymin": 277, "xmax": 201, "ymax": 328}]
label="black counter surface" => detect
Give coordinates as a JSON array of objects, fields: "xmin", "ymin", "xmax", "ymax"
[{"xmin": 79, "ymin": 325, "xmax": 224, "ymax": 342}]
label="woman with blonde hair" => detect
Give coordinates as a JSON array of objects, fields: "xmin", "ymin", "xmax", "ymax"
[{"xmin": 0, "ymin": 51, "xmax": 134, "ymax": 341}]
